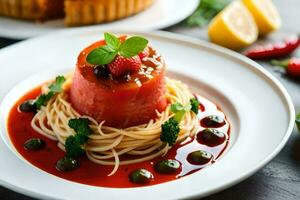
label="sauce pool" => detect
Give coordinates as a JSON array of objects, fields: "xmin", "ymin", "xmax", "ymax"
[{"xmin": 7, "ymin": 87, "xmax": 230, "ymax": 188}]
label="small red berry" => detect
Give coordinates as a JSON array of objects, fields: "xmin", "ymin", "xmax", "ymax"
[
  {"xmin": 286, "ymin": 58, "xmax": 300, "ymax": 77},
  {"xmin": 108, "ymin": 55, "xmax": 142, "ymax": 77},
  {"xmin": 138, "ymin": 49, "xmax": 149, "ymax": 60}
]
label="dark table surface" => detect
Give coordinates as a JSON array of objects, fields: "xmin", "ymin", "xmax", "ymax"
[{"xmin": 0, "ymin": 0, "xmax": 300, "ymax": 199}]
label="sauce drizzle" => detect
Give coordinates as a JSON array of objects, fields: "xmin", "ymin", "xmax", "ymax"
[{"xmin": 7, "ymin": 88, "xmax": 230, "ymax": 188}]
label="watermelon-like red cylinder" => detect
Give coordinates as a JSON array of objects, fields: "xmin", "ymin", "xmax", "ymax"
[{"xmin": 70, "ymin": 36, "xmax": 168, "ymax": 128}]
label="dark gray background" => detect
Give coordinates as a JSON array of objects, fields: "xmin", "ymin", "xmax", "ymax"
[{"xmin": 0, "ymin": 0, "xmax": 300, "ymax": 199}]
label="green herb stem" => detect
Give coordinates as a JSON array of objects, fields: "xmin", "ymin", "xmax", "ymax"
[
  {"xmin": 161, "ymin": 98, "xmax": 200, "ymax": 146},
  {"xmin": 186, "ymin": 0, "xmax": 232, "ymax": 27},
  {"xmin": 35, "ymin": 76, "xmax": 66, "ymax": 109}
]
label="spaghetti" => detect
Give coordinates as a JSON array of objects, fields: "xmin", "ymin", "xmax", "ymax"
[{"xmin": 31, "ymin": 76, "xmax": 199, "ymax": 175}]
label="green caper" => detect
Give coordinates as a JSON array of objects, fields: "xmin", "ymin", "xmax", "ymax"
[
  {"xmin": 154, "ymin": 159, "xmax": 181, "ymax": 174},
  {"xmin": 23, "ymin": 138, "xmax": 46, "ymax": 151},
  {"xmin": 19, "ymin": 100, "xmax": 37, "ymax": 113},
  {"xmin": 187, "ymin": 150, "xmax": 213, "ymax": 165},
  {"xmin": 56, "ymin": 157, "xmax": 80, "ymax": 172},
  {"xmin": 129, "ymin": 169, "xmax": 153, "ymax": 184}
]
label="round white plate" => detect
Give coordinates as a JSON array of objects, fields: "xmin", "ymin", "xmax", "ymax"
[
  {"xmin": 0, "ymin": 30, "xmax": 295, "ymax": 200},
  {"xmin": 0, "ymin": 0, "xmax": 198, "ymax": 39}
]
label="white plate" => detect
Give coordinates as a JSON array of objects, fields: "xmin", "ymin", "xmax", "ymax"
[
  {"xmin": 0, "ymin": 0, "xmax": 199, "ymax": 39},
  {"xmin": 0, "ymin": 30, "xmax": 295, "ymax": 200}
]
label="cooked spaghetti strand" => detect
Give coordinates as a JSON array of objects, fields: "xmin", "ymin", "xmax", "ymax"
[{"xmin": 31, "ymin": 78, "xmax": 199, "ymax": 175}]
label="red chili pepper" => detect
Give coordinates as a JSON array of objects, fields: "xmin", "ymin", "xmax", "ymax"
[
  {"xmin": 244, "ymin": 35, "xmax": 300, "ymax": 60},
  {"xmin": 271, "ymin": 58, "xmax": 300, "ymax": 77}
]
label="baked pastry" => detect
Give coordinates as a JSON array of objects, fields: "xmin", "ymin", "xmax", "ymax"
[
  {"xmin": 0, "ymin": 0, "xmax": 154, "ymax": 26},
  {"xmin": 65, "ymin": 0, "xmax": 154, "ymax": 26},
  {"xmin": 0, "ymin": 0, "xmax": 64, "ymax": 20}
]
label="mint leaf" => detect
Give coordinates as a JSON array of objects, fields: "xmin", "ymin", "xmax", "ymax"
[
  {"xmin": 87, "ymin": 46, "xmax": 117, "ymax": 65},
  {"xmin": 119, "ymin": 36, "xmax": 148, "ymax": 58},
  {"xmin": 104, "ymin": 32, "xmax": 121, "ymax": 51},
  {"xmin": 49, "ymin": 76, "xmax": 66, "ymax": 92},
  {"xmin": 86, "ymin": 34, "xmax": 148, "ymax": 65}
]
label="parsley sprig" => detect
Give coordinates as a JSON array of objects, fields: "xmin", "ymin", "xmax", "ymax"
[
  {"xmin": 35, "ymin": 76, "xmax": 66, "ymax": 109},
  {"xmin": 65, "ymin": 118, "xmax": 92, "ymax": 158},
  {"xmin": 160, "ymin": 98, "xmax": 200, "ymax": 146},
  {"xmin": 86, "ymin": 32, "xmax": 148, "ymax": 65},
  {"xmin": 190, "ymin": 98, "xmax": 200, "ymax": 114}
]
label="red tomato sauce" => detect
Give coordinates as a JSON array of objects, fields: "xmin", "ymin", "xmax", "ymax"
[{"xmin": 7, "ymin": 87, "xmax": 230, "ymax": 188}]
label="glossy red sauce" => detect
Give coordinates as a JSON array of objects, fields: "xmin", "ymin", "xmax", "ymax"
[{"xmin": 7, "ymin": 87, "xmax": 230, "ymax": 188}]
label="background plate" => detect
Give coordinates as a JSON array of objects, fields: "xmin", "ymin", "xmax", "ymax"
[
  {"xmin": 0, "ymin": 0, "xmax": 199, "ymax": 39},
  {"xmin": 0, "ymin": 30, "xmax": 295, "ymax": 200}
]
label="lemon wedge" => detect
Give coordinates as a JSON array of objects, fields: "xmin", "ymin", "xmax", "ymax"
[
  {"xmin": 208, "ymin": 1, "xmax": 258, "ymax": 50},
  {"xmin": 243, "ymin": 0, "xmax": 281, "ymax": 35}
]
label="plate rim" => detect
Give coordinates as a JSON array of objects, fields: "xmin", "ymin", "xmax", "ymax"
[
  {"xmin": 0, "ymin": 0, "xmax": 199, "ymax": 39},
  {"xmin": 0, "ymin": 30, "xmax": 295, "ymax": 199}
]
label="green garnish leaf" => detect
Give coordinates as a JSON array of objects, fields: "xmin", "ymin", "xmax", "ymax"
[
  {"xmin": 119, "ymin": 36, "xmax": 148, "ymax": 58},
  {"xmin": 170, "ymin": 103, "xmax": 184, "ymax": 112},
  {"xmin": 35, "ymin": 92, "xmax": 54, "ymax": 109},
  {"xmin": 161, "ymin": 100, "xmax": 198, "ymax": 145},
  {"xmin": 190, "ymin": 98, "xmax": 200, "ymax": 114},
  {"xmin": 68, "ymin": 118, "xmax": 91, "ymax": 142},
  {"xmin": 104, "ymin": 32, "xmax": 121, "ymax": 51},
  {"xmin": 86, "ymin": 46, "xmax": 118, "ymax": 65},
  {"xmin": 296, "ymin": 112, "xmax": 300, "ymax": 133},
  {"xmin": 34, "ymin": 75, "xmax": 66, "ymax": 109},
  {"xmin": 161, "ymin": 117, "xmax": 180, "ymax": 146},
  {"xmin": 49, "ymin": 76, "xmax": 66, "ymax": 92},
  {"xmin": 86, "ymin": 33, "xmax": 148, "ymax": 65},
  {"xmin": 65, "ymin": 136, "xmax": 85, "ymax": 158},
  {"xmin": 296, "ymin": 114, "xmax": 300, "ymax": 123},
  {"xmin": 171, "ymin": 102, "xmax": 191, "ymax": 122},
  {"xmin": 66, "ymin": 118, "xmax": 92, "ymax": 158},
  {"xmin": 186, "ymin": 0, "xmax": 232, "ymax": 27}
]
